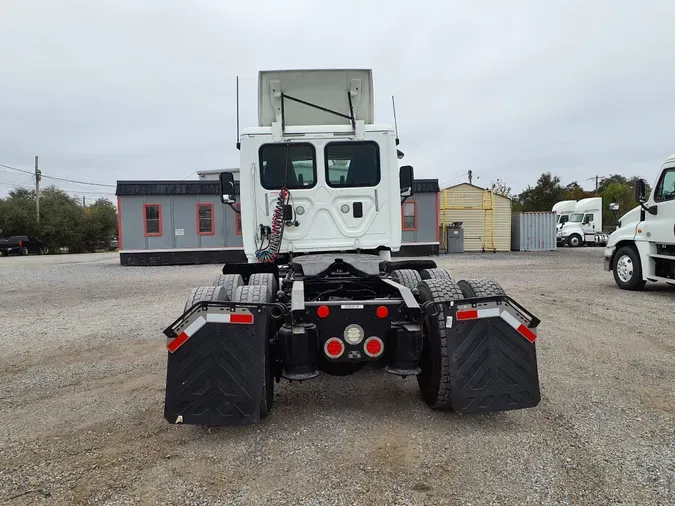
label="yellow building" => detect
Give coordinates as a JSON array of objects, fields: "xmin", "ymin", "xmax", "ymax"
[{"xmin": 439, "ymin": 183, "xmax": 512, "ymax": 252}]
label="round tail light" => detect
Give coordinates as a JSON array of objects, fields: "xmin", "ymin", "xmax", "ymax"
[
  {"xmin": 324, "ymin": 337, "xmax": 345, "ymax": 359},
  {"xmin": 364, "ymin": 336, "xmax": 384, "ymax": 358},
  {"xmin": 376, "ymin": 305, "xmax": 389, "ymax": 319}
]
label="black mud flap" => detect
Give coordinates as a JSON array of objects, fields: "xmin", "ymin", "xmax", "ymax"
[
  {"xmin": 446, "ymin": 298, "xmax": 541, "ymax": 413},
  {"xmin": 163, "ymin": 305, "xmax": 271, "ymax": 426}
]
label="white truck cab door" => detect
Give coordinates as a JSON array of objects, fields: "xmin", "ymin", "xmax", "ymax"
[
  {"xmin": 581, "ymin": 213, "xmax": 596, "ymax": 235},
  {"xmin": 643, "ymin": 166, "xmax": 675, "ymax": 245}
]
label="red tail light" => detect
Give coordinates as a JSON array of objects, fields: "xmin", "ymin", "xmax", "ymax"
[
  {"xmin": 364, "ymin": 336, "xmax": 384, "ymax": 357},
  {"xmin": 324, "ymin": 337, "xmax": 345, "ymax": 359},
  {"xmin": 317, "ymin": 305, "xmax": 330, "ymax": 319},
  {"xmin": 18, "ymin": 241, "xmax": 23, "ymax": 247},
  {"xmin": 375, "ymin": 305, "xmax": 389, "ymax": 319}
]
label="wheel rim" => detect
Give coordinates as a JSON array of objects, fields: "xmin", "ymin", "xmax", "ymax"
[
  {"xmin": 616, "ymin": 255, "xmax": 634, "ymax": 283},
  {"xmin": 570, "ymin": 237, "xmax": 579, "ymax": 246}
]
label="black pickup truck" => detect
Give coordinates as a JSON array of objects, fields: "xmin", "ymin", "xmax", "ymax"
[{"xmin": 0, "ymin": 236, "xmax": 43, "ymax": 256}]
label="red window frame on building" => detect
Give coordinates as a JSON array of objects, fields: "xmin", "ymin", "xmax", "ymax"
[
  {"xmin": 234, "ymin": 202, "xmax": 242, "ymax": 235},
  {"xmin": 401, "ymin": 200, "xmax": 417, "ymax": 231},
  {"xmin": 196, "ymin": 202, "xmax": 215, "ymax": 236},
  {"xmin": 143, "ymin": 203, "xmax": 163, "ymax": 237}
]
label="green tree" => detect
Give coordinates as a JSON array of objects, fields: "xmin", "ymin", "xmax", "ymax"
[
  {"xmin": 597, "ymin": 174, "xmax": 629, "ymax": 194},
  {"xmin": 0, "ymin": 186, "xmax": 117, "ymax": 253},
  {"xmin": 565, "ymin": 181, "xmax": 591, "ymax": 201},
  {"xmin": 514, "ymin": 173, "xmax": 567, "ymax": 212},
  {"xmin": 38, "ymin": 187, "xmax": 86, "ymax": 252},
  {"xmin": 490, "ymin": 178, "xmax": 512, "ymax": 198},
  {"xmin": 81, "ymin": 198, "xmax": 118, "ymax": 251}
]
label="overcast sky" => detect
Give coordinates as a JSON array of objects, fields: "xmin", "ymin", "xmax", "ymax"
[{"xmin": 1, "ymin": 0, "xmax": 674, "ymax": 199}]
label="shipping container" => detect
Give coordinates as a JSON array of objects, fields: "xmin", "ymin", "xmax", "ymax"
[{"xmin": 511, "ymin": 212, "xmax": 557, "ymax": 251}]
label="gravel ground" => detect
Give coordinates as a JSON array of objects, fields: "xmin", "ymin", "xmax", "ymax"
[{"xmin": 0, "ymin": 249, "xmax": 673, "ymax": 505}]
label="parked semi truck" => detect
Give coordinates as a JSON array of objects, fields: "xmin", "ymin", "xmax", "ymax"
[
  {"xmin": 163, "ymin": 69, "xmax": 541, "ymax": 426},
  {"xmin": 552, "ymin": 200, "xmax": 576, "ymax": 230},
  {"xmin": 557, "ymin": 197, "xmax": 608, "ymax": 246},
  {"xmin": 605, "ymin": 155, "xmax": 675, "ymax": 290}
]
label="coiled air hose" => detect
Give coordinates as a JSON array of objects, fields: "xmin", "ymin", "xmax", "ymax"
[{"xmin": 255, "ymin": 187, "xmax": 289, "ymax": 263}]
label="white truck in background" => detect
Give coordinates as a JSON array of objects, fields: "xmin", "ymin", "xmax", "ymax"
[
  {"xmin": 557, "ymin": 197, "xmax": 608, "ymax": 247},
  {"xmin": 605, "ymin": 154, "xmax": 675, "ymax": 290},
  {"xmin": 552, "ymin": 200, "xmax": 576, "ymax": 231}
]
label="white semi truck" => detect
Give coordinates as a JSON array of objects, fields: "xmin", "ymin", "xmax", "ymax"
[
  {"xmin": 557, "ymin": 197, "xmax": 608, "ymax": 247},
  {"xmin": 552, "ymin": 200, "xmax": 576, "ymax": 231},
  {"xmin": 604, "ymin": 155, "xmax": 675, "ymax": 290},
  {"xmin": 161, "ymin": 69, "xmax": 542, "ymax": 426}
]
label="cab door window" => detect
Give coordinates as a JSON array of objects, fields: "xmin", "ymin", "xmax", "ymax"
[{"xmin": 654, "ymin": 168, "xmax": 675, "ymax": 202}]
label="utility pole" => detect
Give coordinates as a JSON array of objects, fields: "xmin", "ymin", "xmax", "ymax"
[
  {"xmin": 35, "ymin": 156, "xmax": 41, "ymax": 223},
  {"xmin": 468, "ymin": 170, "xmax": 473, "ymax": 185},
  {"xmin": 595, "ymin": 175, "xmax": 599, "ymax": 191},
  {"xmin": 82, "ymin": 196, "xmax": 86, "ymax": 207}
]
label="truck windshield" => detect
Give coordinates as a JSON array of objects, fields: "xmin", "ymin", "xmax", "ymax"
[
  {"xmin": 259, "ymin": 143, "xmax": 316, "ymax": 190},
  {"xmin": 558, "ymin": 215, "xmax": 569, "ymax": 224},
  {"xmin": 325, "ymin": 142, "xmax": 380, "ymax": 187},
  {"xmin": 569, "ymin": 213, "xmax": 584, "ymax": 222}
]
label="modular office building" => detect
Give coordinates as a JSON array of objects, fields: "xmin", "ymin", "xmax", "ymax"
[{"xmin": 116, "ymin": 178, "xmax": 440, "ymax": 266}]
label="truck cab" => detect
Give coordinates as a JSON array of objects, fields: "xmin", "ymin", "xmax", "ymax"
[
  {"xmin": 557, "ymin": 197, "xmax": 606, "ymax": 247},
  {"xmin": 552, "ymin": 200, "xmax": 577, "ymax": 233},
  {"xmin": 605, "ymin": 155, "xmax": 675, "ymax": 289},
  {"xmin": 221, "ymin": 70, "xmax": 409, "ymax": 263}
]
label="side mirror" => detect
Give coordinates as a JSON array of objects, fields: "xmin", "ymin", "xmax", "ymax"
[
  {"xmin": 609, "ymin": 203, "xmax": 619, "ymax": 211},
  {"xmin": 399, "ymin": 165, "xmax": 414, "ymax": 198},
  {"xmin": 219, "ymin": 172, "xmax": 237, "ymax": 204},
  {"xmin": 634, "ymin": 178, "xmax": 646, "ymax": 203}
]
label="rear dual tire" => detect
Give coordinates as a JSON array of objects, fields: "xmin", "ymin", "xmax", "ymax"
[
  {"xmin": 416, "ymin": 279, "xmax": 464, "ymax": 410},
  {"xmin": 391, "ymin": 267, "xmax": 453, "ymax": 290},
  {"xmin": 457, "ymin": 279, "xmax": 505, "ymax": 298}
]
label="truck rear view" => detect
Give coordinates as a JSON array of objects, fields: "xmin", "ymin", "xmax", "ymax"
[{"xmin": 162, "ymin": 69, "xmax": 542, "ymax": 425}]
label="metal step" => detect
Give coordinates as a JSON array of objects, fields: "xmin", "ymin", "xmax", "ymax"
[{"xmin": 649, "ymin": 254, "xmax": 675, "ymax": 261}]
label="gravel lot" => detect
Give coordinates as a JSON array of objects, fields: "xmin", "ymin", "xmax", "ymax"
[{"xmin": 1, "ymin": 249, "xmax": 673, "ymax": 505}]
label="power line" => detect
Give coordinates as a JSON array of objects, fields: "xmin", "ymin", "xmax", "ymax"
[
  {"xmin": 0, "ymin": 163, "xmax": 115, "ymax": 188},
  {"xmin": 0, "ymin": 163, "xmax": 33, "ymax": 175}
]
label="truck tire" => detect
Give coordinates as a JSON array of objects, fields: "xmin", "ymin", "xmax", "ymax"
[
  {"xmin": 613, "ymin": 246, "xmax": 646, "ymax": 291},
  {"xmin": 213, "ymin": 274, "xmax": 244, "ymax": 301},
  {"xmin": 416, "ymin": 279, "xmax": 464, "ymax": 410},
  {"xmin": 420, "ymin": 267, "xmax": 453, "ymax": 280},
  {"xmin": 184, "ymin": 285, "xmax": 228, "ymax": 312},
  {"xmin": 567, "ymin": 234, "xmax": 582, "ymax": 247},
  {"xmin": 456, "ymin": 279, "xmax": 506, "ymax": 298},
  {"xmin": 232, "ymin": 284, "xmax": 275, "ymax": 418},
  {"xmin": 248, "ymin": 272, "xmax": 278, "ymax": 298},
  {"xmin": 391, "ymin": 269, "xmax": 422, "ymax": 290}
]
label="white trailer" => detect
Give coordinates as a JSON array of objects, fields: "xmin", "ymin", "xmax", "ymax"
[
  {"xmin": 605, "ymin": 155, "xmax": 675, "ymax": 290},
  {"xmin": 557, "ymin": 197, "xmax": 608, "ymax": 247}
]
